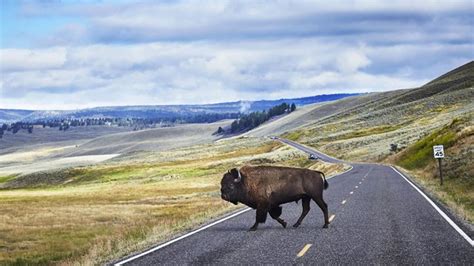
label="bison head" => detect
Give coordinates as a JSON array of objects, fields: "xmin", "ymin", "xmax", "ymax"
[{"xmin": 220, "ymin": 168, "xmax": 244, "ymax": 205}]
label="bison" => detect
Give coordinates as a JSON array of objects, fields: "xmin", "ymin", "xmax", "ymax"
[{"xmin": 220, "ymin": 165, "xmax": 329, "ymax": 231}]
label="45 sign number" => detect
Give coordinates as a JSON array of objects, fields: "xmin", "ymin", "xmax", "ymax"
[{"xmin": 433, "ymin": 145, "xmax": 444, "ymax": 159}]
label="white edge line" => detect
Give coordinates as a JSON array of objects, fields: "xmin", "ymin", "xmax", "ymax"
[
  {"xmin": 391, "ymin": 166, "xmax": 474, "ymax": 247},
  {"xmin": 115, "ymin": 207, "xmax": 252, "ymax": 265}
]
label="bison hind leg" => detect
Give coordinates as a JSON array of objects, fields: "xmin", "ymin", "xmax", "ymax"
[
  {"xmin": 312, "ymin": 196, "xmax": 329, "ymax": 228},
  {"xmin": 293, "ymin": 196, "xmax": 311, "ymax": 228},
  {"xmin": 269, "ymin": 206, "xmax": 287, "ymax": 228}
]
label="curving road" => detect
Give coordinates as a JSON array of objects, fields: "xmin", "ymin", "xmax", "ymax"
[{"xmin": 115, "ymin": 138, "xmax": 473, "ymax": 265}]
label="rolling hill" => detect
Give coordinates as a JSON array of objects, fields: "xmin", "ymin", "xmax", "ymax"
[
  {"xmin": 248, "ymin": 61, "xmax": 473, "ymax": 161},
  {"xmin": 0, "ymin": 93, "xmax": 359, "ymax": 123},
  {"xmin": 0, "ymin": 109, "xmax": 35, "ymax": 122},
  {"xmin": 62, "ymin": 120, "xmax": 232, "ymax": 156}
]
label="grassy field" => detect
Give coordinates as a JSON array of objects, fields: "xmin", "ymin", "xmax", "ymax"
[
  {"xmin": 0, "ymin": 121, "xmax": 233, "ymax": 178},
  {"xmin": 389, "ymin": 116, "xmax": 473, "ymax": 222},
  {"xmin": 0, "ymin": 137, "xmax": 345, "ymax": 265},
  {"xmin": 0, "ymin": 126, "xmax": 130, "ymax": 155}
]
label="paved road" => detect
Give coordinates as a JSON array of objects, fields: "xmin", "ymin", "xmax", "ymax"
[{"xmin": 116, "ymin": 138, "xmax": 474, "ymax": 265}]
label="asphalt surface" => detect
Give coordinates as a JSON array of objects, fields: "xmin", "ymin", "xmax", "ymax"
[{"xmin": 117, "ymin": 138, "xmax": 474, "ymax": 265}]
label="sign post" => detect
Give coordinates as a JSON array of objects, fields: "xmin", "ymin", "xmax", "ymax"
[{"xmin": 433, "ymin": 145, "xmax": 444, "ymax": 186}]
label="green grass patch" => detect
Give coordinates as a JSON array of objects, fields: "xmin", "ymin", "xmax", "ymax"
[
  {"xmin": 396, "ymin": 122, "xmax": 459, "ymax": 170},
  {"xmin": 282, "ymin": 130, "xmax": 306, "ymax": 141},
  {"xmin": 0, "ymin": 175, "xmax": 17, "ymax": 184}
]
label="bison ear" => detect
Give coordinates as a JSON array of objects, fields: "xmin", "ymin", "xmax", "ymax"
[{"xmin": 231, "ymin": 168, "xmax": 242, "ymax": 183}]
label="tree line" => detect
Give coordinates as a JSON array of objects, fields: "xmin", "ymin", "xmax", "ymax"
[
  {"xmin": 227, "ymin": 102, "xmax": 296, "ymax": 134},
  {"xmin": 0, "ymin": 122, "xmax": 34, "ymax": 138},
  {"xmin": 0, "ymin": 112, "xmax": 240, "ymax": 139},
  {"xmin": 0, "ymin": 103, "xmax": 297, "ymax": 139}
]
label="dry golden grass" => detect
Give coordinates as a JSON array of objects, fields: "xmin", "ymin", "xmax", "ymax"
[
  {"xmin": 0, "ymin": 176, "xmax": 235, "ymax": 265},
  {"xmin": 0, "ymin": 137, "xmax": 344, "ymax": 265}
]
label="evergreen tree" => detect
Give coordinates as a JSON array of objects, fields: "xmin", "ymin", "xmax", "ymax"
[
  {"xmin": 290, "ymin": 103, "xmax": 296, "ymax": 112},
  {"xmin": 228, "ymin": 102, "xmax": 291, "ymax": 133}
]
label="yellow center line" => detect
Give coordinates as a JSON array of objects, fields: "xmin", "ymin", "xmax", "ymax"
[
  {"xmin": 355, "ymin": 186, "xmax": 358, "ymax": 188},
  {"xmin": 341, "ymin": 200, "xmax": 347, "ymax": 204},
  {"xmin": 350, "ymin": 191, "xmax": 354, "ymax": 194},
  {"xmin": 359, "ymin": 182, "xmax": 362, "ymax": 184},
  {"xmin": 329, "ymin": 214, "xmax": 335, "ymax": 222},
  {"xmin": 297, "ymin": 244, "xmax": 312, "ymax": 258}
]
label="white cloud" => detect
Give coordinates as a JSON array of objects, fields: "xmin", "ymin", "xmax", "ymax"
[
  {"xmin": 336, "ymin": 49, "xmax": 371, "ymax": 73},
  {"xmin": 0, "ymin": 38, "xmax": 437, "ymax": 109},
  {"xmin": 0, "ymin": 47, "xmax": 67, "ymax": 71},
  {"xmin": 1, "ymin": 0, "xmax": 472, "ymax": 109}
]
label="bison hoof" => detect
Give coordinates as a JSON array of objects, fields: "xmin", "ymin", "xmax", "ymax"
[
  {"xmin": 323, "ymin": 224, "xmax": 329, "ymax": 228},
  {"xmin": 248, "ymin": 226, "xmax": 258, "ymax": 231},
  {"xmin": 293, "ymin": 222, "xmax": 300, "ymax": 228},
  {"xmin": 281, "ymin": 221, "xmax": 287, "ymax": 228}
]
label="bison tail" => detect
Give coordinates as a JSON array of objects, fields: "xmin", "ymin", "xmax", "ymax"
[{"xmin": 322, "ymin": 172, "xmax": 328, "ymax": 190}]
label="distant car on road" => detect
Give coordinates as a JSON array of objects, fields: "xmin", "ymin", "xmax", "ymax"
[
  {"xmin": 270, "ymin": 136, "xmax": 278, "ymax": 140},
  {"xmin": 309, "ymin": 154, "xmax": 318, "ymax": 160}
]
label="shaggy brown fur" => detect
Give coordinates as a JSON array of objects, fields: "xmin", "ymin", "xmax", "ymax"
[{"xmin": 220, "ymin": 165, "xmax": 329, "ymax": 231}]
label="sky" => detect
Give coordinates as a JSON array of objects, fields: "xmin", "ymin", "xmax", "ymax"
[{"xmin": 0, "ymin": 0, "xmax": 473, "ymax": 110}]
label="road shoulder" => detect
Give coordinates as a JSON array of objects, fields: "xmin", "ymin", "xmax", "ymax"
[{"xmin": 391, "ymin": 166, "xmax": 474, "ymax": 242}]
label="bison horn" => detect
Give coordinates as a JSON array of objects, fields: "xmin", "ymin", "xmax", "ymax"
[{"xmin": 233, "ymin": 169, "xmax": 242, "ymax": 183}]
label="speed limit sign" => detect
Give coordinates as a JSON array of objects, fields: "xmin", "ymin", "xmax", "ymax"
[{"xmin": 433, "ymin": 145, "xmax": 444, "ymax": 158}]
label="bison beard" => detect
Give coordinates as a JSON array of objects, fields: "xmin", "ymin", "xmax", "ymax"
[{"xmin": 220, "ymin": 165, "xmax": 329, "ymax": 231}]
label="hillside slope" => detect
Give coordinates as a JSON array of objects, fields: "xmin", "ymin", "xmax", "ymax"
[
  {"xmin": 245, "ymin": 92, "xmax": 393, "ymax": 137},
  {"xmin": 62, "ymin": 120, "xmax": 231, "ymax": 156},
  {"xmin": 390, "ymin": 116, "xmax": 473, "ymax": 222},
  {"xmin": 0, "ymin": 109, "xmax": 35, "ymax": 123},
  {"xmin": 268, "ymin": 61, "xmax": 473, "ymax": 161}
]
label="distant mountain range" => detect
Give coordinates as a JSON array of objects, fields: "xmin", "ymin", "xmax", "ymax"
[{"xmin": 0, "ymin": 93, "xmax": 359, "ymax": 123}]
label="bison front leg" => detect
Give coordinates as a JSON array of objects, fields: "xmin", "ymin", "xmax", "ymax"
[
  {"xmin": 249, "ymin": 208, "xmax": 268, "ymax": 231},
  {"xmin": 269, "ymin": 206, "xmax": 287, "ymax": 228}
]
